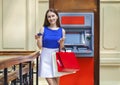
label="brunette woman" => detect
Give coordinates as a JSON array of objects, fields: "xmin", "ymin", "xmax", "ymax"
[{"xmin": 35, "ymin": 8, "xmax": 65, "ymax": 85}]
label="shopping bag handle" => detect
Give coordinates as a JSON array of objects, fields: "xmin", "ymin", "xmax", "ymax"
[{"xmin": 59, "ymin": 47, "xmax": 66, "ymax": 52}]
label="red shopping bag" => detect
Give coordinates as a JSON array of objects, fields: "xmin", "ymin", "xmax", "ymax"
[{"xmin": 56, "ymin": 52, "xmax": 80, "ymax": 72}]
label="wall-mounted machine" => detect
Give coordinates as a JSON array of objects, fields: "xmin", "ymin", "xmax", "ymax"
[{"xmin": 59, "ymin": 12, "xmax": 94, "ymax": 57}]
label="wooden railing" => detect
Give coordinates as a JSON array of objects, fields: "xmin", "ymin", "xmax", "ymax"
[{"xmin": 0, "ymin": 51, "xmax": 40, "ymax": 85}]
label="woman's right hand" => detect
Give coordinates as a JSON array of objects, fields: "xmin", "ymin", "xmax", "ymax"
[
  {"xmin": 35, "ymin": 35, "xmax": 40, "ymax": 40},
  {"xmin": 35, "ymin": 34, "xmax": 42, "ymax": 49}
]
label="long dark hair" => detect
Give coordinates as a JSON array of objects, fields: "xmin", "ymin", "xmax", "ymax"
[{"xmin": 43, "ymin": 8, "xmax": 60, "ymax": 27}]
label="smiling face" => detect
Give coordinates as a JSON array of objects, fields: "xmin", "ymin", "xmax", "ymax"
[
  {"xmin": 43, "ymin": 9, "xmax": 60, "ymax": 27},
  {"xmin": 47, "ymin": 11, "xmax": 58, "ymax": 26}
]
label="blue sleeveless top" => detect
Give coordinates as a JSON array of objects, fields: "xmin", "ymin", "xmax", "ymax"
[{"xmin": 42, "ymin": 26, "xmax": 63, "ymax": 48}]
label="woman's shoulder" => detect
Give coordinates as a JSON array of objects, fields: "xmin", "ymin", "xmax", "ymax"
[{"xmin": 60, "ymin": 27, "xmax": 65, "ymax": 33}]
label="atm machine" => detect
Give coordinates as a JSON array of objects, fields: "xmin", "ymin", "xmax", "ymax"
[
  {"xmin": 49, "ymin": 0, "xmax": 99, "ymax": 85},
  {"xmin": 59, "ymin": 12, "xmax": 94, "ymax": 57},
  {"xmin": 58, "ymin": 12, "xmax": 95, "ymax": 85}
]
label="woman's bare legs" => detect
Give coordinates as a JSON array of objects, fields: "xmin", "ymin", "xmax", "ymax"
[
  {"xmin": 54, "ymin": 77, "xmax": 60, "ymax": 85},
  {"xmin": 46, "ymin": 77, "xmax": 60, "ymax": 85},
  {"xmin": 46, "ymin": 78, "xmax": 55, "ymax": 85}
]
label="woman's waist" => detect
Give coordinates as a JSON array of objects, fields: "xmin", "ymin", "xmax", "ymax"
[{"xmin": 42, "ymin": 47, "xmax": 59, "ymax": 51}]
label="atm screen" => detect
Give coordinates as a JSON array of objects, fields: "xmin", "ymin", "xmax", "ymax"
[{"xmin": 65, "ymin": 33, "xmax": 81, "ymax": 45}]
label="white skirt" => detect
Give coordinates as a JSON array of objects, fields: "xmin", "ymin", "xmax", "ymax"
[
  {"xmin": 38, "ymin": 47, "xmax": 75, "ymax": 78},
  {"xmin": 38, "ymin": 47, "xmax": 59, "ymax": 78}
]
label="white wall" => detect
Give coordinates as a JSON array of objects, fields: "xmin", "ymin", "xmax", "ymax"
[
  {"xmin": 0, "ymin": 0, "xmax": 38, "ymax": 51},
  {"xmin": 100, "ymin": 0, "xmax": 120, "ymax": 85}
]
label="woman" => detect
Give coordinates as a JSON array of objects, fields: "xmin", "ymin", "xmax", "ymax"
[{"xmin": 35, "ymin": 8, "xmax": 65, "ymax": 85}]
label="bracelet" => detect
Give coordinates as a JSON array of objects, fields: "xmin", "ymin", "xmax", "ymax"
[{"xmin": 37, "ymin": 33, "xmax": 43, "ymax": 36}]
